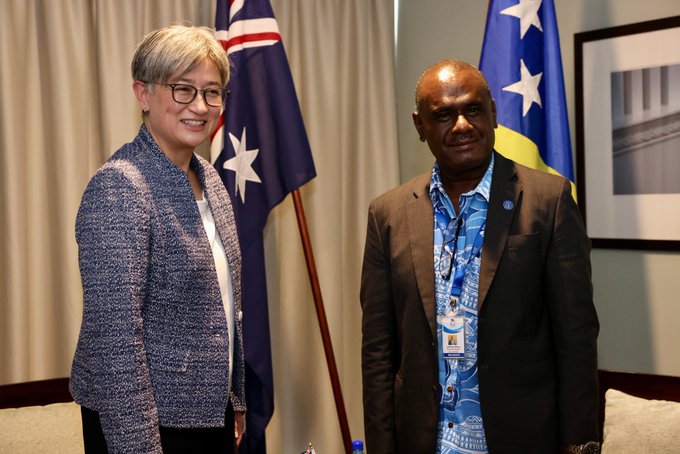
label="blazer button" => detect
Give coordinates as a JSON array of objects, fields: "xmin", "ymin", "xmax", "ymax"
[{"xmin": 448, "ymin": 422, "xmax": 454, "ymax": 428}]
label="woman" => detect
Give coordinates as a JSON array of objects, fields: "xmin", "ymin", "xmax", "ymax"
[{"xmin": 69, "ymin": 24, "xmax": 246, "ymax": 453}]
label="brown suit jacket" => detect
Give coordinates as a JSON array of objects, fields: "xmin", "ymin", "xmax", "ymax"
[{"xmin": 360, "ymin": 152, "xmax": 599, "ymax": 453}]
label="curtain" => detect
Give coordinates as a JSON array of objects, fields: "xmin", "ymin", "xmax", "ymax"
[
  {"xmin": 0, "ymin": 0, "xmax": 399, "ymax": 451},
  {"xmin": 268, "ymin": 1, "xmax": 398, "ymax": 450},
  {"xmin": 0, "ymin": 0, "xmax": 215, "ymax": 385}
]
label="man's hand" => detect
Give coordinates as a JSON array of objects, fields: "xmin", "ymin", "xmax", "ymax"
[{"xmin": 235, "ymin": 411, "xmax": 246, "ymax": 446}]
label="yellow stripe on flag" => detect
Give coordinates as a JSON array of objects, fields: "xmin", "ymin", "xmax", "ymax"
[{"xmin": 494, "ymin": 125, "xmax": 577, "ymax": 200}]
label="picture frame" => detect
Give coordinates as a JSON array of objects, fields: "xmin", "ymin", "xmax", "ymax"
[{"xmin": 575, "ymin": 16, "xmax": 680, "ymax": 251}]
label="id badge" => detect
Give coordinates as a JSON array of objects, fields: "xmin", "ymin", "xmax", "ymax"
[{"xmin": 441, "ymin": 316, "xmax": 465, "ymax": 359}]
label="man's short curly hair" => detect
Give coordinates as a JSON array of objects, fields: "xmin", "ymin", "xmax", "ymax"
[{"xmin": 414, "ymin": 59, "xmax": 491, "ymax": 113}]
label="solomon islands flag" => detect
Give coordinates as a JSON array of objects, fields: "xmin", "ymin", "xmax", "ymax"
[
  {"xmin": 479, "ymin": 0, "xmax": 575, "ymax": 196},
  {"xmin": 211, "ymin": 0, "xmax": 317, "ymax": 452}
]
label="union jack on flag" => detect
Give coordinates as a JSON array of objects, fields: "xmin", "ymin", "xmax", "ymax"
[{"xmin": 211, "ymin": 1, "xmax": 316, "ymax": 453}]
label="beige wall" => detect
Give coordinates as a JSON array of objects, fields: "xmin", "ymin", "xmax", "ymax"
[{"xmin": 396, "ymin": 0, "xmax": 680, "ymax": 376}]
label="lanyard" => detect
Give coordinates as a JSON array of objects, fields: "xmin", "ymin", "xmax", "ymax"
[
  {"xmin": 449, "ymin": 221, "xmax": 485, "ymax": 298},
  {"xmin": 438, "ymin": 215, "xmax": 485, "ymax": 299}
]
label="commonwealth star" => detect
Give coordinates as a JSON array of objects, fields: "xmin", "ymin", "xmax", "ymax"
[{"xmin": 223, "ymin": 127, "xmax": 262, "ymax": 203}]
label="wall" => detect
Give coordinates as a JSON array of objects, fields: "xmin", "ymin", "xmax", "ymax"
[{"xmin": 396, "ymin": 0, "xmax": 680, "ymax": 376}]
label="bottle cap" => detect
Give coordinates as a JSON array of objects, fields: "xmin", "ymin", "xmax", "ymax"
[{"xmin": 352, "ymin": 440, "xmax": 364, "ymax": 450}]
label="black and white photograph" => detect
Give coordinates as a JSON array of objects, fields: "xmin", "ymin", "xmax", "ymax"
[{"xmin": 611, "ymin": 63, "xmax": 680, "ymax": 195}]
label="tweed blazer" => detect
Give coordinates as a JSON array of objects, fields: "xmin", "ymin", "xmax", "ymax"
[
  {"xmin": 70, "ymin": 125, "xmax": 246, "ymax": 453},
  {"xmin": 361, "ymin": 152, "xmax": 599, "ymax": 453}
]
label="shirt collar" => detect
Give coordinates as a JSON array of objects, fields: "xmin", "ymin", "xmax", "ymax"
[{"xmin": 429, "ymin": 153, "xmax": 495, "ymax": 208}]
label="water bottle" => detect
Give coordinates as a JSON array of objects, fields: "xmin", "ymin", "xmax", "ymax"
[{"xmin": 351, "ymin": 439, "xmax": 365, "ymax": 454}]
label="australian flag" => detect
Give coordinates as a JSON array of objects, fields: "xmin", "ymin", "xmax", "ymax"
[{"xmin": 211, "ymin": 0, "xmax": 317, "ymax": 452}]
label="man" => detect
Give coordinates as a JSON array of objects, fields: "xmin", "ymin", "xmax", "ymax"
[{"xmin": 360, "ymin": 60, "xmax": 600, "ymax": 453}]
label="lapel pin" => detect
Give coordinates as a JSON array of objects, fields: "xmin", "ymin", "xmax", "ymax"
[{"xmin": 503, "ymin": 200, "xmax": 514, "ymax": 210}]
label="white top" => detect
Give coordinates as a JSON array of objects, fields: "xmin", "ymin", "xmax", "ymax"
[{"xmin": 197, "ymin": 195, "xmax": 235, "ymax": 397}]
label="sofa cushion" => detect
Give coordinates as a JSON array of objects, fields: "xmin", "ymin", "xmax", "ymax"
[
  {"xmin": 0, "ymin": 401, "xmax": 83, "ymax": 453},
  {"xmin": 602, "ymin": 388, "xmax": 680, "ymax": 453}
]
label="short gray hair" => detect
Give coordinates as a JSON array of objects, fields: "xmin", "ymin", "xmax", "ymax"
[{"xmin": 131, "ymin": 24, "xmax": 230, "ymax": 86}]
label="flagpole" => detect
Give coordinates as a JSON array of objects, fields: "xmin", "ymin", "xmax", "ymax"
[{"xmin": 291, "ymin": 189, "xmax": 353, "ymax": 454}]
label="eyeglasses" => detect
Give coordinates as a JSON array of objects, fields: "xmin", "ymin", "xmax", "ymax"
[
  {"xmin": 146, "ymin": 82, "xmax": 229, "ymax": 107},
  {"xmin": 439, "ymin": 217, "xmax": 463, "ymax": 280}
]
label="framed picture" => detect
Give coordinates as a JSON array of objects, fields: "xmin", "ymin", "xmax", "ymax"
[{"xmin": 575, "ymin": 16, "xmax": 680, "ymax": 251}]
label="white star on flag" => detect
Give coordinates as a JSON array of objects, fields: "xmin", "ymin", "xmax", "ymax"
[
  {"xmin": 223, "ymin": 127, "xmax": 262, "ymax": 203},
  {"xmin": 502, "ymin": 59, "xmax": 543, "ymax": 116},
  {"xmin": 501, "ymin": 0, "xmax": 543, "ymax": 39}
]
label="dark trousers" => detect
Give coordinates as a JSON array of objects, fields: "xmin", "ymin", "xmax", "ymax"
[{"xmin": 81, "ymin": 403, "xmax": 235, "ymax": 454}]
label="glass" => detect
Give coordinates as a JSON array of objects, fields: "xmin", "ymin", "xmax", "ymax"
[
  {"xmin": 439, "ymin": 217, "xmax": 463, "ymax": 279},
  {"xmin": 147, "ymin": 82, "xmax": 229, "ymax": 107}
]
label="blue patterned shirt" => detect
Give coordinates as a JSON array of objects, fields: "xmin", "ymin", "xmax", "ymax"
[{"xmin": 430, "ymin": 155, "xmax": 493, "ymax": 454}]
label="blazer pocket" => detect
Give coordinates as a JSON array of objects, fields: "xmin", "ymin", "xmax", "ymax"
[
  {"xmin": 519, "ymin": 350, "xmax": 554, "ymax": 368},
  {"xmin": 517, "ymin": 353, "xmax": 556, "ymax": 386},
  {"xmin": 502, "ymin": 232, "xmax": 541, "ymax": 278},
  {"xmin": 506, "ymin": 231, "xmax": 540, "ymax": 249},
  {"xmin": 146, "ymin": 343, "xmax": 190, "ymax": 373}
]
